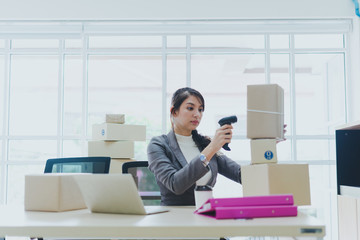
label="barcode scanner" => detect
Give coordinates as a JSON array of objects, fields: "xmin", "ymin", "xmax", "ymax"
[{"xmin": 218, "ymin": 115, "xmax": 238, "ymax": 151}]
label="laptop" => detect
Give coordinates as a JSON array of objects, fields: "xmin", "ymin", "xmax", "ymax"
[{"xmin": 74, "ymin": 174, "xmax": 168, "ymax": 215}]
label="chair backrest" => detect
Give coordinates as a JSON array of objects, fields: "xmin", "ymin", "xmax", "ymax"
[
  {"xmin": 44, "ymin": 157, "xmax": 111, "ymax": 174},
  {"xmin": 122, "ymin": 161, "xmax": 161, "ymax": 205}
]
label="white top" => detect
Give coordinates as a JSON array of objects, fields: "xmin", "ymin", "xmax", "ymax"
[{"xmin": 175, "ymin": 133, "xmax": 212, "ymax": 186}]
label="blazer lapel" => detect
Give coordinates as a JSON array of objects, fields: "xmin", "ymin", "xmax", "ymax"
[{"xmin": 167, "ymin": 130, "xmax": 188, "ymax": 168}]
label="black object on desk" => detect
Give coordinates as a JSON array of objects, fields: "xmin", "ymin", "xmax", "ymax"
[{"xmin": 336, "ymin": 129, "xmax": 360, "ymax": 195}]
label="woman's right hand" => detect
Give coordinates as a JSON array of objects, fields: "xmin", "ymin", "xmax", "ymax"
[{"xmin": 201, "ymin": 124, "xmax": 233, "ymax": 160}]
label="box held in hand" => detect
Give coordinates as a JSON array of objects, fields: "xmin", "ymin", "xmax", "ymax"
[
  {"xmin": 24, "ymin": 174, "xmax": 86, "ymax": 212},
  {"xmin": 247, "ymin": 84, "xmax": 284, "ymax": 139},
  {"xmin": 242, "ymin": 164, "xmax": 311, "ymax": 206}
]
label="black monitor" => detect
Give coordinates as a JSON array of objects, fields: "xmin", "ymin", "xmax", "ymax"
[{"xmin": 336, "ymin": 129, "xmax": 360, "ymax": 195}]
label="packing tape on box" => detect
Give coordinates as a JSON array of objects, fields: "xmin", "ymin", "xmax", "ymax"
[{"xmin": 247, "ymin": 109, "xmax": 284, "ymax": 115}]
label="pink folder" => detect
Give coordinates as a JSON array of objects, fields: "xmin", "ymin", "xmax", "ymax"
[
  {"xmin": 196, "ymin": 205, "xmax": 298, "ymax": 219},
  {"xmin": 194, "ymin": 194, "xmax": 297, "ymax": 219},
  {"xmin": 195, "ymin": 194, "xmax": 294, "ymax": 214}
]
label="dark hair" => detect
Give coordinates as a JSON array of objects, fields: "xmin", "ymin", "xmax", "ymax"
[{"xmin": 171, "ymin": 87, "xmax": 211, "ymax": 150}]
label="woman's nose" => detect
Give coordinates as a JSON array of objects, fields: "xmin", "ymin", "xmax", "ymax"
[{"xmin": 194, "ymin": 110, "xmax": 201, "ymax": 117}]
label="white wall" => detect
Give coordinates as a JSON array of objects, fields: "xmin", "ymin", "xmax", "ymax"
[{"xmin": 0, "ymin": 0, "xmax": 355, "ymax": 20}]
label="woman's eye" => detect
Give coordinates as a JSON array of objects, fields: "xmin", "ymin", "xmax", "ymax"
[
  {"xmin": 199, "ymin": 108, "xmax": 204, "ymax": 112},
  {"xmin": 187, "ymin": 107, "xmax": 193, "ymax": 111}
]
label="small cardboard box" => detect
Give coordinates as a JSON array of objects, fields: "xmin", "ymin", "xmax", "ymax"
[
  {"xmin": 109, "ymin": 158, "xmax": 136, "ymax": 173},
  {"xmin": 106, "ymin": 114, "xmax": 125, "ymax": 124},
  {"xmin": 92, "ymin": 123, "xmax": 146, "ymax": 141},
  {"xmin": 24, "ymin": 174, "xmax": 86, "ymax": 212},
  {"xmin": 250, "ymin": 139, "xmax": 277, "ymax": 164},
  {"xmin": 88, "ymin": 140, "xmax": 134, "ymax": 158},
  {"xmin": 242, "ymin": 164, "xmax": 311, "ymax": 206},
  {"xmin": 247, "ymin": 84, "xmax": 284, "ymax": 139}
]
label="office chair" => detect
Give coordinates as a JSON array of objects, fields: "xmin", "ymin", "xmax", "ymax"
[
  {"xmin": 44, "ymin": 156, "xmax": 111, "ymax": 174},
  {"xmin": 122, "ymin": 161, "xmax": 161, "ymax": 205}
]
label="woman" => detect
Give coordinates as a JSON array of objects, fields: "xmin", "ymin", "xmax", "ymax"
[{"xmin": 147, "ymin": 87, "xmax": 241, "ymax": 206}]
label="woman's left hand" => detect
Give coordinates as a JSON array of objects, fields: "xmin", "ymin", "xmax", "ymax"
[{"xmin": 276, "ymin": 124, "xmax": 287, "ymax": 144}]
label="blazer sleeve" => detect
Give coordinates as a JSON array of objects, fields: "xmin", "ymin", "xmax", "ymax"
[
  {"xmin": 147, "ymin": 136, "xmax": 210, "ymax": 195},
  {"xmin": 216, "ymin": 152, "xmax": 242, "ymax": 184}
]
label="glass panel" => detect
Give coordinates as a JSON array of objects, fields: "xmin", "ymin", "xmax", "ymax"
[
  {"xmin": 295, "ymin": 54, "xmax": 346, "ymax": 135},
  {"xmin": 167, "ymin": 36, "xmax": 186, "ymax": 49},
  {"xmin": 63, "ymin": 140, "xmax": 84, "ymax": 157},
  {"xmin": 276, "ymin": 139, "xmax": 292, "ymax": 161},
  {"xmin": 9, "ymin": 55, "xmax": 58, "ymax": 136},
  {"xmin": 224, "ymin": 139, "xmax": 251, "ymax": 162},
  {"xmin": 191, "ymin": 54, "xmax": 265, "ymax": 136},
  {"xmin": 11, "ymin": 39, "xmax": 59, "ymax": 48},
  {"xmin": 270, "ymin": 54, "xmax": 291, "ymax": 134},
  {"xmin": 65, "ymin": 39, "xmax": 83, "ymax": 49},
  {"xmin": 167, "ymin": 55, "xmax": 187, "ymax": 94},
  {"xmin": 297, "ymin": 139, "xmax": 335, "ymax": 161},
  {"xmin": 135, "ymin": 141, "xmax": 147, "ymax": 161},
  {"xmin": 167, "ymin": 55, "xmax": 187, "ymax": 131},
  {"xmin": 64, "ymin": 55, "xmax": 82, "ymax": 136},
  {"xmin": 270, "ymin": 35, "xmax": 289, "ymax": 49},
  {"xmin": 0, "ymin": 40, "xmax": 5, "ymax": 48},
  {"xmin": 88, "ymin": 55, "xmax": 162, "ymax": 139},
  {"xmin": 8, "ymin": 140, "xmax": 57, "ymax": 161},
  {"xmin": 191, "ymin": 35, "xmax": 265, "ymax": 49},
  {"xmin": 51, "ymin": 162, "xmax": 106, "ymax": 173},
  {"xmin": 0, "ymin": 55, "xmax": 4, "ymax": 134},
  {"xmin": 89, "ymin": 36, "xmax": 162, "ymax": 49},
  {"xmin": 7, "ymin": 164, "xmax": 44, "ymax": 205},
  {"xmin": 295, "ymin": 34, "xmax": 344, "ymax": 48}
]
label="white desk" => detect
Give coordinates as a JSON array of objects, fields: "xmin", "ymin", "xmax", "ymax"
[{"xmin": 0, "ymin": 206, "xmax": 325, "ymax": 239}]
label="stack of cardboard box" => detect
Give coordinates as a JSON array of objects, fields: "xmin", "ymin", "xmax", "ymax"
[
  {"xmin": 88, "ymin": 114, "xmax": 146, "ymax": 173},
  {"xmin": 242, "ymin": 84, "xmax": 311, "ymax": 206}
]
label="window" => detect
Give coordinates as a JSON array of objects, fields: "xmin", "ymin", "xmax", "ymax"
[
  {"xmin": 0, "ymin": 20, "xmax": 351, "ymax": 240},
  {"xmin": 9, "ymin": 55, "xmax": 59, "ymax": 136}
]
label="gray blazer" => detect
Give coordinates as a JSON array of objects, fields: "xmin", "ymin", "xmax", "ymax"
[{"xmin": 147, "ymin": 129, "xmax": 241, "ymax": 206}]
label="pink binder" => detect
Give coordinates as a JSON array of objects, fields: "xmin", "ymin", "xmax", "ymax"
[
  {"xmin": 194, "ymin": 194, "xmax": 297, "ymax": 219},
  {"xmin": 196, "ymin": 205, "xmax": 298, "ymax": 219},
  {"xmin": 195, "ymin": 194, "xmax": 294, "ymax": 214}
]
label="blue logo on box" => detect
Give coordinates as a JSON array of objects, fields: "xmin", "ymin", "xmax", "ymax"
[
  {"xmin": 264, "ymin": 151, "xmax": 273, "ymax": 160},
  {"xmin": 101, "ymin": 129, "xmax": 105, "ymax": 136}
]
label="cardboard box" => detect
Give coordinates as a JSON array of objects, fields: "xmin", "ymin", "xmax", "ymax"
[
  {"xmin": 242, "ymin": 164, "xmax": 311, "ymax": 206},
  {"xmin": 247, "ymin": 84, "xmax": 284, "ymax": 139},
  {"xmin": 106, "ymin": 114, "xmax": 125, "ymax": 124},
  {"xmin": 109, "ymin": 158, "xmax": 136, "ymax": 173},
  {"xmin": 88, "ymin": 140, "xmax": 134, "ymax": 158},
  {"xmin": 24, "ymin": 174, "xmax": 86, "ymax": 212},
  {"xmin": 92, "ymin": 123, "xmax": 146, "ymax": 141},
  {"xmin": 250, "ymin": 139, "xmax": 277, "ymax": 164}
]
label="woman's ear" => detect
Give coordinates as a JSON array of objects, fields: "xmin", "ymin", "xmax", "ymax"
[{"xmin": 170, "ymin": 106, "xmax": 177, "ymax": 117}]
